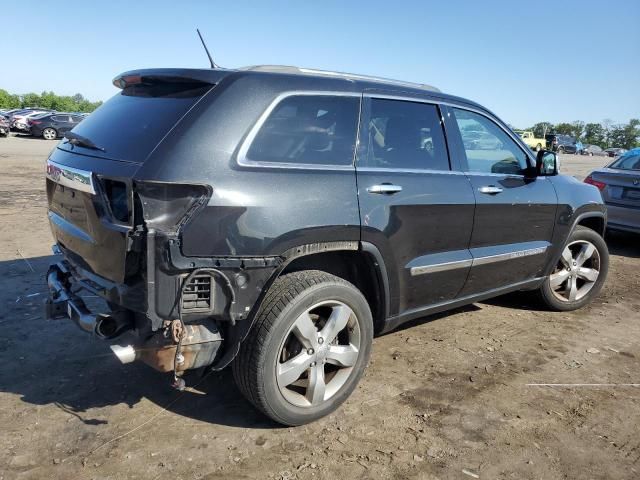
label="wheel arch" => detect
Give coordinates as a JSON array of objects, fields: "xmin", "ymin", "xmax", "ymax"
[{"xmin": 279, "ymin": 243, "xmax": 389, "ymax": 335}]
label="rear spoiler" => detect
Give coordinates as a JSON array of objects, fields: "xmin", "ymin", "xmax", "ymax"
[{"xmin": 112, "ymin": 68, "xmax": 232, "ymax": 89}]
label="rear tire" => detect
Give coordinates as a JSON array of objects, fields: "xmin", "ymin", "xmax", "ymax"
[
  {"xmin": 539, "ymin": 226, "xmax": 609, "ymax": 311},
  {"xmin": 233, "ymin": 270, "xmax": 373, "ymax": 426},
  {"xmin": 42, "ymin": 128, "xmax": 57, "ymax": 140}
]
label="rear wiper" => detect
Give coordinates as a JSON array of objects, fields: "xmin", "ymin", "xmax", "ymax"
[{"xmin": 64, "ymin": 132, "xmax": 106, "ymax": 152}]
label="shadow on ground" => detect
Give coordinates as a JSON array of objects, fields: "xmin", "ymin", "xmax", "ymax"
[
  {"xmin": 0, "ymin": 255, "xmax": 278, "ymax": 430},
  {"xmin": 1, "ymin": 231, "xmax": 636, "ymax": 430}
]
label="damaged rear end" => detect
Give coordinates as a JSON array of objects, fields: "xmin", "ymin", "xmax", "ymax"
[{"xmin": 44, "ymin": 68, "xmax": 276, "ymax": 380}]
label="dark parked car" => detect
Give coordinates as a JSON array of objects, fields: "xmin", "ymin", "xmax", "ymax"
[
  {"xmin": 29, "ymin": 113, "xmax": 84, "ymax": 139},
  {"xmin": 44, "ymin": 66, "xmax": 609, "ymax": 425},
  {"xmin": 585, "ymin": 148, "xmax": 640, "ymax": 233},
  {"xmin": 545, "ymin": 134, "xmax": 577, "ymax": 154},
  {"xmin": 605, "ymin": 147, "xmax": 627, "ymax": 158},
  {"xmin": 581, "ymin": 144, "xmax": 607, "ymax": 156},
  {"xmin": 0, "ymin": 115, "xmax": 9, "ymax": 136}
]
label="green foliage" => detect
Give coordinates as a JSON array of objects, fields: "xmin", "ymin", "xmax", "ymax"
[
  {"xmin": 524, "ymin": 119, "xmax": 640, "ymax": 149},
  {"xmin": 531, "ymin": 122, "xmax": 553, "ymax": 138},
  {"xmin": 584, "ymin": 123, "xmax": 606, "ymax": 148},
  {"xmin": 0, "ymin": 89, "xmax": 102, "ymax": 113}
]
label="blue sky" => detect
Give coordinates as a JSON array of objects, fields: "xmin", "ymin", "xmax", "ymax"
[{"xmin": 3, "ymin": 0, "xmax": 638, "ymax": 127}]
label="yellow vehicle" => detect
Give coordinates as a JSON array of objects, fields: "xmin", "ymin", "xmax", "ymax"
[{"xmin": 515, "ymin": 130, "xmax": 545, "ymax": 151}]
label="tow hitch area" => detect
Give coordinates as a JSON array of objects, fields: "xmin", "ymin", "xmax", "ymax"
[
  {"xmin": 111, "ymin": 319, "xmax": 222, "ymax": 373},
  {"xmin": 45, "ymin": 262, "xmax": 223, "ymax": 374}
]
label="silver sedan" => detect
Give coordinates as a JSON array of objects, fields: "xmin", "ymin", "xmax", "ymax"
[{"xmin": 585, "ymin": 150, "xmax": 640, "ymax": 234}]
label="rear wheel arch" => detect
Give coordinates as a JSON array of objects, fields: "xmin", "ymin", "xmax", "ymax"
[{"xmin": 280, "ymin": 245, "xmax": 388, "ymax": 335}]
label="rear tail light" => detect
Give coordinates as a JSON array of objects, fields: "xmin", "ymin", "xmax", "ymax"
[
  {"xmin": 29, "ymin": 120, "xmax": 42, "ymax": 125},
  {"xmin": 584, "ymin": 175, "xmax": 606, "ymax": 191}
]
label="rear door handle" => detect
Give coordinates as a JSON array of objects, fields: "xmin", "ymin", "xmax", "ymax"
[
  {"xmin": 367, "ymin": 184, "xmax": 403, "ymax": 195},
  {"xmin": 478, "ymin": 185, "xmax": 503, "ymax": 195}
]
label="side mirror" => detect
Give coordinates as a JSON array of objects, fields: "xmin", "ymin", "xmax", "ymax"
[{"xmin": 536, "ymin": 150, "xmax": 559, "ymax": 176}]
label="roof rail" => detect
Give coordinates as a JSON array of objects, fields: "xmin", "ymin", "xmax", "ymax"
[{"xmin": 239, "ymin": 65, "xmax": 440, "ymax": 92}]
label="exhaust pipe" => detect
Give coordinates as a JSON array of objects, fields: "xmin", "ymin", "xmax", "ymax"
[
  {"xmin": 110, "ymin": 344, "xmax": 137, "ymax": 364},
  {"xmin": 95, "ymin": 312, "xmax": 133, "ymax": 339},
  {"xmin": 109, "ymin": 320, "xmax": 223, "ymax": 372}
]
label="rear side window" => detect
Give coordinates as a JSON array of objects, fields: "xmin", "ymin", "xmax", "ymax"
[
  {"xmin": 246, "ymin": 95, "xmax": 359, "ymax": 166},
  {"xmin": 610, "ymin": 153, "xmax": 640, "ymax": 170},
  {"xmin": 452, "ymin": 108, "xmax": 528, "ymax": 175},
  {"xmin": 361, "ymin": 98, "xmax": 450, "ymax": 171}
]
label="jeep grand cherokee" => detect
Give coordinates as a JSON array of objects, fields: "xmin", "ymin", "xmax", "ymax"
[{"xmin": 45, "ymin": 65, "xmax": 609, "ymax": 425}]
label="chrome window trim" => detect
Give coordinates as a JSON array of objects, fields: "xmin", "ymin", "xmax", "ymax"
[
  {"xmin": 46, "ymin": 159, "xmax": 96, "ymax": 195},
  {"xmin": 236, "ymin": 91, "xmax": 362, "ymax": 171},
  {"xmin": 357, "ymin": 167, "xmax": 464, "ymax": 175}
]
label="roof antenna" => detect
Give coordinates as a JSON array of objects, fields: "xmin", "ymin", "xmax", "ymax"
[{"xmin": 196, "ymin": 28, "xmax": 217, "ymax": 69}]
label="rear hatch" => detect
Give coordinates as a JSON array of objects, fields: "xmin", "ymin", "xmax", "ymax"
[{"xmin": 46, "ymin": 69, "xmax": 225, "ymax": 283}]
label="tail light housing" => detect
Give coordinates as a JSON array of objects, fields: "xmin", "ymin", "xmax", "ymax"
[
  {"xmin": 29, "ymin": 120, "xmax": 42, "ymax": 125},
  {"xmin": 584, "ymin": 175, "xmax": 606, "ymax": 191}
]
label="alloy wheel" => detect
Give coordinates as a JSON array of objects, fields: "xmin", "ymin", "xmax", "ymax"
[
  {"xmin": 276, "ymin": 300, "xmax": 361, "ymax": 408},
  {"xmin": 549, "ymin": 240, "xmax": 601, "ymax": 302},
  {"xmin": 43, "ymin": 128, "xmax": 56, "ymax": 140}
]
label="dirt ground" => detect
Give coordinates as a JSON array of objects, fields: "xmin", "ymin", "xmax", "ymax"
[{"xmin": 0, "ymin": 134, "xmax": 638, "ymax": 480}]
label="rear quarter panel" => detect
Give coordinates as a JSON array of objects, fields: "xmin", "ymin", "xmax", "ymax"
[{"xmin": 135, "ymin": 73, "xmax": 361, "ymax": 257}]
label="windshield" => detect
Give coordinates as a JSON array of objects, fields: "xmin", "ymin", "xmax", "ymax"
[
  {"xmin": 610, "ymin": 153, "xmax": 640, "ymax": 170},
  {"xmin": 59, "ymin": 81, "xmax": 214, "ymax": 163}
]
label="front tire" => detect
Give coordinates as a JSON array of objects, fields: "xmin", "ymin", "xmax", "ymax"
[
  {"xmin": 233, "ymin": 270, "xmax": 373, "ymax": 426},
  {"xmin": 42, "ymin": 128, "xmax": 57, "ymax": 140},
  {"xmin": 557, "ymin": 146, "xmax": 564, "ymax": 154},
  {"xmin": 539, "ymin": 226, "xmax": 609, "ymax": 311}
]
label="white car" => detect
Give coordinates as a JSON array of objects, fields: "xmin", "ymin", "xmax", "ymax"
[{"xmin": 12, "ymin": 111, "xmax": 50, "ymax": 131}]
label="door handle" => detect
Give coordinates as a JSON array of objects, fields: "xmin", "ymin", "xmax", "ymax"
[
  {"xmin": 478, "ymin": 185, "xmax": 503, "ymax": 195},
  {"xmin": 367, "ymin": 184, "xmax": 403, "ymax": 195}
]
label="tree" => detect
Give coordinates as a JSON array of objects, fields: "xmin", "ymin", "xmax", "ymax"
[
  {"xmin": 571, "ymin": 121, "xmax": 585, "ymax": 139},
  {"xmin": 608, "ymin": 119, "xmax": 640, "ymax": 149},
  {"xmin": 554, "ymin": 122, "xmax": 574, "ymax": 136},
  {"xmin": 531, "ymin": 122, "xmax": 553, "ymax": 138},
  {"xmin": 0, "ymin": 89, "xmax": 21, "ymax": 109},
  {"xmin": 584, "ymin": 123, "xmax": 606, "ymax": 147}
]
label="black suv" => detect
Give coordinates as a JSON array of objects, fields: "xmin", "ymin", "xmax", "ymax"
[
  {"xmin": 545, "ymin": 134, "xmax": 577, "ymax": 154},
  {"xmin": 45, "ymin": 66, "xmax": 609, "ymax": 425}
]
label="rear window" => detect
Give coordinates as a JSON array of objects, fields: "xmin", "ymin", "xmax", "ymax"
[
  {"xmin": 610, "ymin": 153, "xmax": 640, "ymax": 170},
  {"xmin": 59, "ymin": 82, "xmax": 213, "ymax": 163},
  {"xmin": 245, "ymin": 95, "xmax": 359, "ymax": 166}
]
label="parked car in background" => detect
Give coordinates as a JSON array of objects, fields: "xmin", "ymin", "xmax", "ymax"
[
  {"xmin": 546, "ymin": 134, "xmax": 577, "ymax": 154},
  {"xmin": 13, "ymin": 110, "xmax": 51, "ymax": 132},
  {"xmin": 585, "ymin": 148, "xmax": 640, "ymax": 233},
  {"xmin": 515, "ymin": 130, "xmax": 546, "ymax": 151},
  {"xmin": 605, "ymin": 148, "xmax": 627, "ymax": 158},
  {"xmin": 0, "ymin": 115, "xmax": 9, "ymax": 137},
  {"xmin": 581, "ymin": 144, "xmax": 607, "ymax": 156},
  {"xmin": 29, "ymin": 113, "xmax": 85, "ymax": 139}
]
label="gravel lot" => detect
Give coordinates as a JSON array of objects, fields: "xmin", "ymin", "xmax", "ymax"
[{"xmin": 0, "ymin": 135, "xmax": 638, "ymax": 480}]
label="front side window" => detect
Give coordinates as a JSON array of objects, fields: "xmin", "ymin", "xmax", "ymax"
[
  {"xmin": 452, "ymin": 108, "xmax": 528, "ymax": 175},
  {"xmin": 361, "ymin": 98, "xmax": 450, "ymax": 171},
  {"xmin": 246, "ymin": 95, "xmax": 359, "ymax": 166}
]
